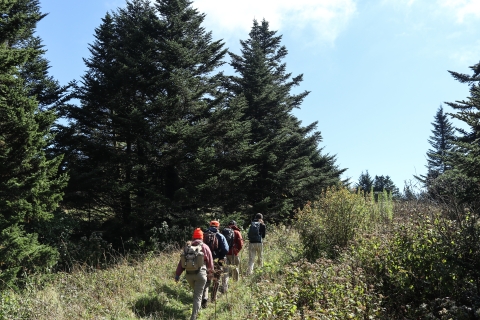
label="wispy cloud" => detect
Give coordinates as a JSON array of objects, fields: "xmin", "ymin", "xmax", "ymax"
[
  {"xmin": 191, "ymin": 0, "xmax": 357, "ymax": 45},
  {"xmin": 381, "ymin": 0, "xmax": 418, "ymax": 7},
  {"xmin": 384, "ymin": 0, "xmax": 480, "ymax": 23},
  {"xmin": 439, "ymin": 0, "xmax": 480, "ymax": 22},
  {"xmin": 449, "ymin": 42, "xmax": 480, "ymax": 66}
]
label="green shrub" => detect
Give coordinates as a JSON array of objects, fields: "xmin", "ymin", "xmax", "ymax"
[
  {"xmin": 351, "ymin": 202, "xmax": 480, "ymax": 319},
  {"xmin": 252, "ymin": 257, "xmax": 383, "ymax": 319},
  {"xmin": 295, "ymin": 186, "xmax": 391, "ymax": 260}
]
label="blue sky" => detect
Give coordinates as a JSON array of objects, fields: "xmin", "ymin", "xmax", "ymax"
[{"xmin": 36, "ymin": 0, "xmax": 480, "ymax": 189}]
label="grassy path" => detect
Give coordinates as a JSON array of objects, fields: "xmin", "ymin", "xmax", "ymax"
[{"xmin": 0, "ymin": 228, "xmax": 290, "ymax": 319}]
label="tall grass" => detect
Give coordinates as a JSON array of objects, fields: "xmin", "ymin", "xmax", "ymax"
[
  {"xmin": 0, "ymin": 225, "xmax": 299, "ymax": 320},
  {"xmin": 3, "ymin": 190, "xmax": 480, "ymax": 319}
]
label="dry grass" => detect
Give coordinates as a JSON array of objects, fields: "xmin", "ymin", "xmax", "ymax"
[{"xmin": 0, "ymin": 227, "xmax": 294, "ymax": 319}]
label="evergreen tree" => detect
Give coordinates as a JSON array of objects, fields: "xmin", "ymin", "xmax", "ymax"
[
  {"xmin": 441, "ymin": 62, "xmax": 480, "ymax": 202},
  {"xmin": 415, "ymin": 105, "xmax": 455, "ymax": 187},
  {"xmin": 229, "ymin": 19, "xmax": 343, "ymax": 219},
  {"xmin": 59, "ymin": 0, "xmax": 236, "ymax": 242},
  {"xmin": 427, "ymin": 106, "xmax": 455, "ymax": 174},
  {"xmin": 0, "ymin": 0, "xmax": 67, "ymax": 287},
  {"xmin": 356, "ymin": 171, "xmax": 374, "ymax": 193},
  {"xmin": 373, "ymin": 175, "xmax": 400, "ymax": 198}
]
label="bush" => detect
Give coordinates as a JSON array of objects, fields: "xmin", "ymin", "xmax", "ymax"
[
  {"xmin": 295, "ymin": 186, "xmax": 391, "ymax": 260},
  {"xmin": 352, "ymin": 201, "xmax": 480, "ymax": 319},
  {"xmin": 252, "ymin": 257, "xmax": 384, "ymax": 319}
]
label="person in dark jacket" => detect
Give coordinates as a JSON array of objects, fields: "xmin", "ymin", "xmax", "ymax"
[
  {"xmin": 202, "ymin": 220, "xmax": 229, "ymax": 306},
  {"xmin": 247, "ymin": 213, "xmax": 266, "ymax": 275},
  {"xmin": 175, "ymin": 228, "xmax": 214, "ymax": 320}
]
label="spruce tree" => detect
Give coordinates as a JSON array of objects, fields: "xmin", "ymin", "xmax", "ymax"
[
  {"xmin": 441, "ymin": 62, "xmax": 480, "ymax": 202},
  {"xmin": 356, "ymin": 171, "xmax": 374, "ymax": 193},
  {"xmin": 0, "ymin": 0, "xmax": 67, "ymax": 287},
  {"xmin": 415, "ymin": 105, "xmax": 455, "ymax": 188},
  {"xmin": 373, "ymin": 175, "xmax": 400, "ymax": 198},
  {"xmin": 427, "ymin": 106, "xmax": 455, "ymax": 174},
  {"xmin": 229, "ymin": 19, "xmax": 343, "ymax": 219},
  {"xmin": 60, "ymin": 0, "xmax": 235, "ymax": 242}
]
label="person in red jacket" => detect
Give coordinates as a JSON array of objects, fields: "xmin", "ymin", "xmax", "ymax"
[
  {"xmin": 175, "ymin": 228, "xmax": 214, "ymax": 320},
  {"xmin": 226, "ymin": 220, "xmax": 244, "ymax": 282}
]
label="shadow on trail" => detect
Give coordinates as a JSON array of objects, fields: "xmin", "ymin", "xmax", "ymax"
[{"xmin": 132, "ymin": 283, "xmax": 192, "ymax": 319}]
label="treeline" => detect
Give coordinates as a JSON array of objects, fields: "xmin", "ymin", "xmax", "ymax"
[{"xmin": 0, "ymin": 0, "xmax": 344, "ymax": 286}]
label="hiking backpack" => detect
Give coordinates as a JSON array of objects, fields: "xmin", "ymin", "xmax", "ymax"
[
  {"xmin": 248, "ymin": 221, "xmax": 262, "ymax": 242},
  {"xmin": 203, "ymin": 230, "xmax": 219, "ymax": 253},
  {"xmin": 221, "ymin": 227, "xmax": 235, "ymax": 248},
  {"xmin": 180, "ymin": 242, "xmax": 204, "ymax": 271}
]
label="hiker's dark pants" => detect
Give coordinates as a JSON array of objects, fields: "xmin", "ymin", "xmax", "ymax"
[{"xmin": 185, "ymin": 267, "xmax": 207, "ymax": 320}]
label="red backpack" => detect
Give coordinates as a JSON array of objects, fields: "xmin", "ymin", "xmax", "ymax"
[{"xmin": 203, "ymin": 230, "xmax": 219, "ymax": 253}]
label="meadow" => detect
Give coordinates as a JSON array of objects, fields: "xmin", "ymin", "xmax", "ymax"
[{"xmin": 2, "ymin": 187, "xmax": 479, "ymax": 319}]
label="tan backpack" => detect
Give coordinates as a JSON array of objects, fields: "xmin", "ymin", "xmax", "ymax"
[{"xmin": 180, "ymin": 241, "xmax": 204, "ymax": 271}]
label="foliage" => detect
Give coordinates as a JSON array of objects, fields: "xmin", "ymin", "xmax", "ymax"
[
  {"xmin": 355, "ymin": 171, "xmax": 373, "ymax": 193},
  {"xmin": 426, "ymin": 105, "xmax": 455, "ymax": 175},
  {"xmin": 356, "ymin": 171, "xmax": 400, "ymax": 199},
  {"xmin": 442, "ymin": 62, "xmax": 480, "ymax": 202},
  {"xmin": 295, "ymin": 186, "xmax": 392, "ymax": 260},
  {"xmin": 415, "ymin": 105, "xmax": 456, "ymax": 195},
  {"xmin": 252, "ymin": 257, "xmax": 383, "ymax": 320},
  {"xmin": 229, "ymin": 19, "xmax": 344, "ymax": 220},
  {"xmin": 353, "ymin": 201, "xmax": 480, "ymax": 319},
  {"xmin": 57, "ymin": 0, "xmax": 236, "ymax": 246},
  {"xmin": 0, "ymin": 0, "xmax": 68, "ymax": 288},
  {"xmin": 373, "ymin": 175, "xmax": 400, "ymax": 199}
]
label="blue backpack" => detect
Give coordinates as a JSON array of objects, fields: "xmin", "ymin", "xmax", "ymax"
[{"xmin": 247, "ymin": 221, "xmax": 262, "ymax": 242}]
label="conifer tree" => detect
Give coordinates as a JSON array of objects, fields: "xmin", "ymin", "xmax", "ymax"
[
  {"xmin": 441, "ymin": 62, "xmax": 480, "ymax": 201},
  {"xmin": 427, "ymin": 106, "xmax": 455, "ymax": 174},
  {"xmin": 0, "ymin": 0, "xmax": 67, "ymax": 286},
  {"xmin": 60, "ymin": 0, "xmax": 237, "ymax": 241},
  {"xmin": 415, "ymin": 106, "xmax": 455, "ymax": 188},
  {"xmin": 356, "ymin": 171, "xmax": 374, "ymax": 193},
  {"xmin": 229, "ymin": 19, "xmax": 343, "ymax": 219},
  {"xmin": 373, "ymin": 175, "xmax": 400, "ymax": 198}
]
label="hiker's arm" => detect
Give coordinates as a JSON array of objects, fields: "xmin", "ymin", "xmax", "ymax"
[
  {"xmin": 236, "ymin": 230, "xmax": 244, "ymax": 251},
  {"xmin": 260, "ymin": 224, "xmax": 266, "ymax": 239},
  {"xmin": 203, "ymin": 244, "xmax": 214, "ymax": 271},
  {"xmin": 175, "ymin": 259, "xmax": 184, "ymax": 280},
  {"xmin": 219, "ymin": 235, "xmax": 229, "ymax": 259}
]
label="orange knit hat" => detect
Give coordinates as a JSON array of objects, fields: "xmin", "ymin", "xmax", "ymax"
[
  {"xmin": 210, "ymin": 220, "xmax": 220, "ymax": 227},
  {"xmin": 192, "ymin": 228, "xmax": 203, "ymax": 240}
]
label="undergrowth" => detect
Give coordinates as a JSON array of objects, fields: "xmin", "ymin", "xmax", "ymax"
[{"xmin": 3, "ymin": 188, "xmax": 480, "ymax": 319}]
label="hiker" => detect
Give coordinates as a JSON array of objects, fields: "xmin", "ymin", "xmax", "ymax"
[
  {"xmin": 175, "ymin": 228, "xmax": 214, "ymax": 320},
  {"xmin": 202, "ymin": 220, "xmax": 229, "ymax": 307},
  {"xmin": 247, "ymin": 213, "xmax": 266, "ymax": 275},
  {"xmin": 224, "ymin": 220, "xmax": 244, "ymax": 283}
]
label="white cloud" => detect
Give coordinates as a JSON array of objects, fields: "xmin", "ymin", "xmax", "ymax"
[
  {"xmin": 382, "ymin": 0, "xmax": 480, "ymax": 23},
  {"xmin": 449, "ymin": 42, "xmax": 480, "ymax": 66},
  {"xmin": 439, "ymin": 0, "xmax": 480, "ymax": 22},
  {"xmin": 191, "ymin": 0, "xmax": 357, "ymax": 45},
  {"xmin": 381, "ymin": 0, "xmax": 417, "ymax": 7}
]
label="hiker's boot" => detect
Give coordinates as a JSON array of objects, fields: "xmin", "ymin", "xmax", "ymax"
[{"xmin": 201, "ymin": 299, "xmax": 208, "ymax": 309}]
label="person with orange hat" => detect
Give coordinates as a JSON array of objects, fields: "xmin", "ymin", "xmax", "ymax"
[
  {"xmin": 175, "ymin": 228, "xmax": 214, "ymax": 320},
  {"xmin": 201, "ymin": 220, "xmax": 229, "ymax": 306}
]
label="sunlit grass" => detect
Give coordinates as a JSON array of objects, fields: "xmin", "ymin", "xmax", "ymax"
[{"xmin": 0, "ymin": 226, "xmax": 296, "ymax": 319}]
